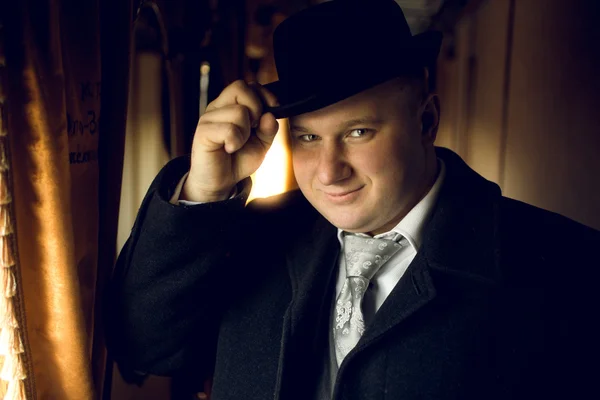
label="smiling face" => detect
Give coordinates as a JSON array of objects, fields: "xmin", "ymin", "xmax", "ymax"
[{"xmin": 288, "ymin": 77, "xmax": 439, "ymax": 235}]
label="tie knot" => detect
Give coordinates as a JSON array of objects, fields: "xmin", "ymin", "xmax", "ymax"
[{"xmin": 342, "ymin": 234, "xmax": 405, "ymax": 281}]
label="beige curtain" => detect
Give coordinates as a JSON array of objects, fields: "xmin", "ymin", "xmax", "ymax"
[
  {"xmin": 111, "ymin": 50, "xmax": 172, "ymax": 400},
  {"xmin": 116, "ymin": 51, "xmax": 170, "ymax": 254},
  {"xmin": 112, "ymin": 4, "xmax": 174, "ymax": 399},
  {"xmin": 2, "ymin": 0, "xmax": 132, "ymax": 398}
]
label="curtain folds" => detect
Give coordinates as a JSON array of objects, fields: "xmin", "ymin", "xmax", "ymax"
[
  {"xmin": 0, "ymin": 16, "xmax": 30, "ymax": 400},
  {"xmin": 2, "ymin": 0, "xmax": 132, "ymax": 398}
]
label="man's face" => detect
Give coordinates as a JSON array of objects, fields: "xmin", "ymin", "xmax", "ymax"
[{"xmin": 289, "ymin": 78, "xmax": 438, "ymax": 235}]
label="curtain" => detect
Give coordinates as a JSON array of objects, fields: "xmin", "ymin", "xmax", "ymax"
[
  {"xmin": 2, "ymin": 0, "xmax": 132, "ymax": 398},
  {"xmin": 96, "ymin": 0, "xmax": 134, "ymax": 398},
  {"xmin": 112, "ymin": 4, "xmax": 175, "ymax": 399},
  {"xmin": 116, "ymin": 51, "xmax": 170, "ymax": 254},
  {"xmin": 0, "ymin": 17, "xmax": 29, "ymax": 400}
]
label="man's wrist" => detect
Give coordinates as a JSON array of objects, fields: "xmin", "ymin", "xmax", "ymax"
[
  {"xmin": 169, "ymin": 173, "xmax": 190, "ymax": 205},
  {"xmin": 180, "ymin": 180, "xmax": 236, "ymax": 203},
  {"xmin": 169, "ymin": 173, "xmax": 238, "ymax": 205}
]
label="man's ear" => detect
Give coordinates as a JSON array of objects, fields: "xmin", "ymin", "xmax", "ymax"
[{"xmin": 421, "ymin": 93, "xmax": 440, "ymax": 144}]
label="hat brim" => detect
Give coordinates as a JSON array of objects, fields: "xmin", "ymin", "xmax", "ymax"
[{"xmin": 263, "ymin": 31, "xmax": 442, "ymax": 119}]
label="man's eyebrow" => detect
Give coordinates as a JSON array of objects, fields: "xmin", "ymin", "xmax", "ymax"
[
  {"xmin": 289, "ymin": 125, "xmax": 312, "ymax": 134},
  {"xmin": 338, "ymin": 117, "xmax": 383, "ymax": 130},
  {"xmin": 289, "ymin": 117, "xmax": 382, "ymax": 134}
]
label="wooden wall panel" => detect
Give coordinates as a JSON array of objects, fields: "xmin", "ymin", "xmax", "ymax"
[
  {"xmin": 463, "ymin": 0, "xmax": 510, "ymax": 184},
  {"xmin": 435, "ymin": 16, "xmax": 472, "ymax": 154},
  {"xmin": 503, "ymin": 0, "xmax": 600, "ymax": 229}
]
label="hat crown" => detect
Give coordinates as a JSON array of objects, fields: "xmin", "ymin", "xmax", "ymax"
[
  {"xmin": 263, "ymin": 0, "xmax": 442, "ymax": 119},
  {"xmin": 273, "ymin": 0, "xmax": 413, "ymax": 85}
]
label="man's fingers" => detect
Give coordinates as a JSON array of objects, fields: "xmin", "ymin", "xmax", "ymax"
[
  {"xmin": 197, "ymin": 80, "xmax": 280, "ymax": 157},
  {"xmin": 197, "ymin": 121, "xmax": 246, "ymax": 154},
  {"xmin": 206, "ymin": 80, "xmax": 263, "ymax": 125},
  {"xmin": 200, "ymin": 104, "xmax": 252, "ymax": 132},
  {"xmin": 198, "ymin": 104, "xmax": 252, "ymax": 144},
  {"xmin": 255, "ymin": 112, "xmax": 279, "ymax": 147}
]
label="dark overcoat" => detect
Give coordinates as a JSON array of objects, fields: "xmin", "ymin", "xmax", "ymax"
[{"xmin": 106, "ymin": 148, "xmax": 600, "ymax": 399}]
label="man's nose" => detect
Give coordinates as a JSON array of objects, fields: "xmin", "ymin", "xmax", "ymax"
[{"xmin": 316, "ymin": 143, "xmax": 351, "ymax": 186}]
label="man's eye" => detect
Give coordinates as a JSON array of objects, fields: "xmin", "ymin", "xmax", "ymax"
[
  {"xmin": 298, "ymin": 134, "xmax": 319, "ymax": 142},
  {"xmin": 348, "ymin": 128, "xmax": 368, "ymax": 138}
]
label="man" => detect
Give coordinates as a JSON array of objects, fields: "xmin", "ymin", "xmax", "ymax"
[{"xmin": 106, "ymin": 1, "xmax": 600, "ymax": 399}]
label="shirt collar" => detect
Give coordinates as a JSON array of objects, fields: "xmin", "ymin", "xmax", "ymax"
[{"xmin": 337, "ymin": 159, "xmax": 446, "ymax": 251}]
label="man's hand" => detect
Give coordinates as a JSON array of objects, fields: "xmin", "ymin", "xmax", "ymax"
[{"xmin": 181, "ymin": 80, "xmax": 280, "ymax": 202}]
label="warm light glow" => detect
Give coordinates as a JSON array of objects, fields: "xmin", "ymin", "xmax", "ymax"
[
  {"xmin": 247, "ymin": 122, "xmax": 290, "ymax": 202},
  {"xmin": 200, "ymin": 62, "xmax": 211, "ymax": 75},
  {"xmin": 199, "ymin": 62, "xmax": 211, "ymax": 116}
]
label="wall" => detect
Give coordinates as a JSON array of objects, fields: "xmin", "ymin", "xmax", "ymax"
[
  {"xmin": 436, "ymin": 0, "xmax": 600, "ymax": 230},
  {"xmin": 503, "ymin": 0, "xmax": 600, "ymax": 229}
]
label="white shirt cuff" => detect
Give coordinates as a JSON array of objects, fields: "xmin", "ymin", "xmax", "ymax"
[
  {"xmin": 169, "ymin": 172, "xmax": 190, "ymax": 205},
  {"xmin": 169, "ymin": 173, "xmax": 238, "ymax": 205}
]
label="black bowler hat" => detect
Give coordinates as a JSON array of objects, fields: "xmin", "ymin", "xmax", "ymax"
[{"xmin": 263, "ymin": 0, "xmax": 442, "ymax": 119}]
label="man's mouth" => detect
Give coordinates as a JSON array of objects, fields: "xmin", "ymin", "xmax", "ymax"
[{"xmin": 323, "ymin": 186, "xmax": 364, "ymax": 202}]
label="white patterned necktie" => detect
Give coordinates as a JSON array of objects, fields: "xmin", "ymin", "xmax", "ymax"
[{"xmin": 333, "ymin": 233, "xmax": 405, "ymax": 365}]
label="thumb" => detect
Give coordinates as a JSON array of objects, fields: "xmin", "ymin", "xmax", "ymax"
[{"xmin": 255, "ymin": 112, "xmax": 279, "ymax": 147}]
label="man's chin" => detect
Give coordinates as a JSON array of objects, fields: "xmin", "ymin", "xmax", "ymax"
[
  {"xmin": 308, "ymin": 197, "xmax": 377, "ymax": 232},
  {"xmin": 322, "ymin": 212, "xmax": 372, "ymax": 233}
]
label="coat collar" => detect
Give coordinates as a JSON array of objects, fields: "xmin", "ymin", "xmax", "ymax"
[{"xmin": 422, "ymin": 147, "xmax": 503, "ymax": 283}]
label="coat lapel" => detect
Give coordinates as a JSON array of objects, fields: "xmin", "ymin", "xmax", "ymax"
[
  {"xmin": 277, "ymin": 212, "xmax": 339, "ymax": 398},
  {"xmin": 354, "ymin": 250, "xmax": 436, "ymax": 353},
  {"xmin": 286, "ymin": 214, "xmax": 339, "ymax": 346}
]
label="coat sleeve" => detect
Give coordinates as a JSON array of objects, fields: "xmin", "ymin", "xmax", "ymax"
[{"xmin": 104, "ymin": 156, "xmax": 252, "ymax": 382}]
